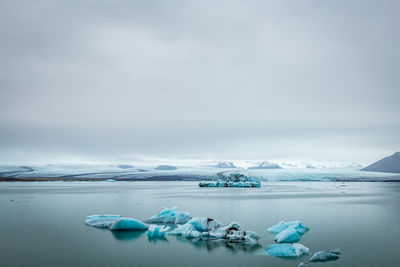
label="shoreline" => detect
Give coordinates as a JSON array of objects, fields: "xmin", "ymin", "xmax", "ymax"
[{"xmin": 1, "ymin": 176, "xmax": 400, "ymax": 182}]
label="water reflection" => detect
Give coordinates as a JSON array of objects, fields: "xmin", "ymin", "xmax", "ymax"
[
  {"xmin": 147, "ymin": 236, "xmax": 169, "ymax": 244},
  {"xmin": 175, "ymin": 236, "xmax": 262, "ymax": 253},
  {"xmin": 110, "ymin": 230, "xmax": 145, "ymax": 242},
  {"xmin": 108, "ymin": 229, "xmax": 261, "ymax": 253}
]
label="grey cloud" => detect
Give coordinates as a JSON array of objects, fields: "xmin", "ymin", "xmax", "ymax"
[{"xmin": 0, "ymin": 0, "xmax": 399, "ymax": 164}]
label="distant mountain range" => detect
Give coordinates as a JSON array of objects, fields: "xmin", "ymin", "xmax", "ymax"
[
  {"xmin": 248, "ymin": 161, "xmax": 282, "ymax": 169},
  {"xmin": 214, "ymin": 162, "xmax": 236, "ymax": 168},
  {"xmin": 362, "ymin": 152, "xmax": 400, "ymax": 174}
]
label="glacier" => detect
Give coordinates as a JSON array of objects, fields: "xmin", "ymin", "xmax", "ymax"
[
  {"xmin": 266, "ymin": 243, "xmax": 309, "ymax": 257},
  {"xmin": 145, "ymin": 207, "xmax": 191, "ymax": 224},
  {"xmin": 2, "ymin": 163, "xmax": 400, "ymax": 182}
]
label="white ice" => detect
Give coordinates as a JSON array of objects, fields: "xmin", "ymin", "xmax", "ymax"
[
  {"xmin": 298, "ymin": 249, "xmax": 341, "ymax": 266},
  {"xmin": 171, "ymin": 218, "xmax": 260, "ymax": 244},
  {"xmin": 109, "ymin": 218, "xmax": 149, "ymax": 231},
  {"xmin": 266, "ymin": 243, "xmax": 309, "ymax": 257},
  {"xmin": 145, "ymin": 207, "xmax": 191, "ymax": 224},
  {"xmin": 147, "ymin": 225, "xmax": 170, "ymax": 238},
  {"xmin": 85, "ymin": 215, "xmax": 122, "ymax": 228},
  {"xmin": 169, "ymin": 223, "xmax": 201, "ymax": 238},
  {"xmin": 308, "ymin": 249, "xmax": 341, "ymax": 262}
]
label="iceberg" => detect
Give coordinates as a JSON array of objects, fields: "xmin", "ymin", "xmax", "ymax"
[
  {"xmin": 308, "ymin": 249, "xmax": 341, "ymax": 262},
  {"xmin": 187, "ymin": 217, "xmax": 223, "ymax": 232},
  {"xmin": 147, "ymin": 225, "xmax": 170, "ymax": 238},
  {"xmin": 266, "ymin": 243, "xmax": 309, "ymax": 257},
  {"xmin": 109, "ymin": 218, "xmax": 149, "ymax": 231},
  {"xmin": 105, "ymin": 179, "xmax": 116, "ymax": 182},
  {"xmin": 274, "ymin": 228, "xmax": 301, "ymax": 243},
  {"xmin": 267, "ymin": 220, "xmax": 309, "ymax": 235},
  {"xmin": 85, "ymin": 215, "xmax": 122, "ymax": 228},
  {"xmin": 298, "ymin": 249, "xmax": 341, "ymax": 266},
  {"xmin": 145, "ymin": 207, "xmax": 191, "ymax": 224},
  {"xmin": 171, "ymin": 218, "xmax": 260, "ymax": 244},
  {"xmin": 199, "ymin": 173, "xmax": 261, "ymax": 188},
  {"xmin": 170, "ymin": 223, "xmax": 202, "ymax": 238}
]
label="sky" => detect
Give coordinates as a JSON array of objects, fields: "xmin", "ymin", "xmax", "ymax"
[{"xmin": 0, "ymin": 0, "xmax": 399, "ymax": 165}]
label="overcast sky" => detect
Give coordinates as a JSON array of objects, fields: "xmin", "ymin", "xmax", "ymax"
[{"xmin": 0, "ymin": 0, "xmax": 399, "ymax": 164}]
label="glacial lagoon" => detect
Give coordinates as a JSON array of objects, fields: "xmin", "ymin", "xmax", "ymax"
[{"xmin": 1, "ymin": 181, "xmax": 399, "ymax": 267}]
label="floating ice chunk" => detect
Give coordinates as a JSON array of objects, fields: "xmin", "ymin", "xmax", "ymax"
[
  {"xmin": 298, "ymin": 249, "xmax": 341, "ymax": 266},
  {"xmin": 274, "ymin": 228, "xmax": 301, "ymax": 243},
  {"xmin": 170, "ymin": 223, "xmax": 201, "ymax": 238},
  {"xmin": 171, "ymin": 218, "xmax": 259, "ymax": 244},
  {"xmin": 187, "ymin": 217, "xmax": 223, "ymax": 232},
  {"xmin": 147, "ymin": 225, "xmax": 170, "ymax": 238},
  {"xmin": 145, "ymin": 207, "xmax": 191, "ymax": 224},
  {"xmin": 226, "ymin": 230, "xmax": 258, "ymax": 244},
  {"xmin": 267, "ymin": 221, "xmax": 309, "ymax": 235},
  {"xmin": 308, "ymin": 249, "xmax": 341, "ymax": 262},
  {"xmin": 266, "ymin": 243, "xmax": 309, "ymax": 257},
  {"xmin": 246, "ymin": 231, "xmax": 261, "ymax": 242},
  {"xmin": 85, "ymin": 215, "xmax": 122, "ymax": 228},
  {"xmin": 199, "ymin": 174, "xmax": 261, "ymax": 188},
  {"xmin": 109, "ymin": 218, "xmax": 149, "ymax": 231},
  {"xmin": 105, "ymin": 179, "xmax": 116, "ymax": 182}
]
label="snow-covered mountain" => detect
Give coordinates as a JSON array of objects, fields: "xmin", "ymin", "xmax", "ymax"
[
  {"xmin": 208, "ymin": 161, "xmax": 236, "ymax": 168},
  {"xmin": 362, "ymin": 152, "xmax": 400, "ymax": 173},
  {"xmin": 248, "ymin": 161, "xmax": 282, "ymax": 169}
]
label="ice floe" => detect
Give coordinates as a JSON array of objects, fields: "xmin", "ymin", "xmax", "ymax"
[
  {"xmin": 199, "ymin": 173, "xmax": 261, "ymax": 188},
  {"xmin": 85, "ymin": 215, "xmax": 122, "ymax": 228},
  {"xmin": 266, "ymin": 243, "xmax": 309, "ymax": 257},
  {"xmin": 274, "ymin": 228, "xmax": 301, "ymax": 243},
  {"xmin": 298, "ymin": 249, "xmax": 341, "ymax": 266},
  {"xmin": 187, "ymin": 217, "xmax": 223, "ymax": 232},
  {"xmin": 109, "ymin": 218, "xmax": 149, "ymax": 231},
  {"xmin": 86, "ymin": 208, "xmax": 260, "ymax": 251},
  {"xmin": 145, "ymin": 207, "xmax": 191, "ymax": 224},
  {"xmin": 267, "ymin": 220, "xmax": 309, "ymax": 235},
  {"xmin": 147, "ymin": 225, "xmax": 170, "ymax": 238},
  {"xmin": 171, "ymin": 218, "xmax": 260, "ymax": 244}
]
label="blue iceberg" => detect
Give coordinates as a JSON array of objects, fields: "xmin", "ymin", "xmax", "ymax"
[
  {"xmin": 274, "ymin": 228, "xmax": 301, "ymax": 243},
  {"xmin": 109, "ymin": 218, "xmax": 149, "ymax": 231},
  {"xmin": 267, "ymin": 220, "xmax": 309, "ymax": 235},
  {"xmin": 145, "ymin": 207, "xmax": 191, "ymax": 224},
  {"xmin": 266, "ymin": 243, "xmax": 309, "ymax": 257},
  {"xmin": 85, "ymin": 215, "xmax": 122, "ymax": 228},
  {"xmin": 187, "ymin": 217, "xmax": 223, "ymax": 232}
]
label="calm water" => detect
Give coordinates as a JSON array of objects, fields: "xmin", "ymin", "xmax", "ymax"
[{"xmin": 0, "ymin": 181, "xmax": 399, "ymax": 267}]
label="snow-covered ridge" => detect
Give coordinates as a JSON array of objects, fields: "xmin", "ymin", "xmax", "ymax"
[{"xmin": 3, "ymin": 161, "xmax": 397, "ymax": 182}]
